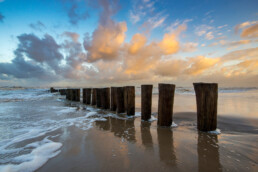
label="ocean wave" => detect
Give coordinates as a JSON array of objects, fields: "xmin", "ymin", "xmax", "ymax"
[{"xmin": 0, "ymin": 89, "xmax": 53, "ymax": 102}]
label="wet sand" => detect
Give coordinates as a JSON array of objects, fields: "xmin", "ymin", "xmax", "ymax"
[
  {"xmin": 32, "ymin": 93, "xmax": 258, "ymax": 172},
  {"xmin": 37, "ymin": 110, "xmax": 258, "ymax": 172}
]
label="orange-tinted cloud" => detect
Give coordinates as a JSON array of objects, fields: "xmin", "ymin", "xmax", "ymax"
[
  {"xmin": 84, "ymin": 22, "xmax": 127, "ymax": 62},
  {"xmin": 184, "ymin": 56, "xmax": 220, "ymax": 75},
  {"xmin": 128, "ymin": 33, "xmax": 147, "ymax": 54},
  {"xmin": 241, "ymin": 23, "xmax": 258, "ymax": 38}
]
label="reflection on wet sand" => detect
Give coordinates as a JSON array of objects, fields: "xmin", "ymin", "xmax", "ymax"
[
  {"xmin": 140, "ymin": 122, "xmax": 153, "ymax": 150},
  {"xmin": 157, "ymin": 127, "xmax": 177, "ymax": 167},
  {"xmin": 95, "ymin": 117, "xmax": 136, "ymax": 143},
  {"xmin": 198, "ymin": 132, "xmax": 222, "ymax": 172}
]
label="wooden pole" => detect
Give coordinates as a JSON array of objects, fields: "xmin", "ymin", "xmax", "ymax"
[
  {"xmin": 83, "ymin": 88, "xmax": 87, "ymax": 104},
  {"xmin": 101, "ymin": 88, "xmax": 104, "ymax": 108},
  {"xmin": 158, "ymin": 83, "xmax": 175, "ymax": 127},
  {"xmin": 101, "ymin": 88, "xmax": 110, "ymax": 109},
  {"xmin": 91, "ymin": 88, "xmax": 97, "ymax": 105},
  {"xmin": 73, "ymin": 89, "xmax": 80, "ymax": 101},
  {"xmin": 96, "ymin": 88, "xmax": 102, "ymax": 108},
  {"xmin": 124, "ymin": 87, "xmax": 128, "ymax": 111},
  {"xmin": 141, "ymin": 85, "xmax": 153, "ymax": 121},
  {"xmin": 126, "ymin": 86, "xmax": 135, "ymax": 116},
  {"xmin": 86, "ymin": 88, "xmax": 91, "ymax": 104},
  {"xmin": 59, "ymin": 89, "xmax": 66, "ymax": 95},
  {"xmin": 110, "ymin": 87, "xmax": 117, "ymax": 111},
  {"xmin": 116, "ymin": 87, "xmax": 125, "ymax": 113},
  {"xmin": 66, "ymin": 89, "xmax": 71, "ymax": 100},
  {"xmin": 193, "ymin": 83, "xmax": 218, "ymax": 131},
  {"xmin": 71, "ymin": 89, "xmax": 75, "ymax": 101}
]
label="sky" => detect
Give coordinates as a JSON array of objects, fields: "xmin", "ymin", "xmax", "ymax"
[{"xmin": 0, "ymin": 0, "xmax": 257, "ymax": 87}]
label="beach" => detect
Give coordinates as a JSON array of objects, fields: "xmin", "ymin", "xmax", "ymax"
[{"xmin": 0, "ymin": 88, "xmax": 258, "ymax": 172}]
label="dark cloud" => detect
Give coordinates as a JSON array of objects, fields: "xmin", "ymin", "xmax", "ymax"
[
  {"xmin": 0, "ymin": 32, "xmax": 92, "ymax": 82},
  {"xmin": 61, "ymin": 0, "xmax": 90, "ymax": 25},
  {"xmin": 16, "ymin": 33, "xmax": 63, "ymax": 70},
  {"xmin": 29, "ymin": 21, "xmax": 46, "ymax": 31},
  {"xmin": 0, "ymin": 57, "xmax": 53, "ymax": 80},
  {"xmin": 0, "ymin": 33, "xmax": 64, "ymax": 80},
  {"xmin": 0, "ymin": 12, "xmax": 4, "ymax": 22}
]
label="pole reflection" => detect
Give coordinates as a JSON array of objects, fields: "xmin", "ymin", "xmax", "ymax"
[
  {"xmin": 157, "ymin": 127, "xmax": 177, "ymax": 167},
  {"xmin": 141, "ymin": 122, "xmax": 153, "ymax": 150},
  {"xmin": 95, "ymin": 117, "xmax": 136, "ymax": 143},
  {"xmin": 198, "ymin": 132, "xmax": 222, "ymax": 172}
]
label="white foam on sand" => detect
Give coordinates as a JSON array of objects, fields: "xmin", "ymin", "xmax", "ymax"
[
  {"xmin": 0, "ymin": 138, "xmax": 62, "ymax": 172},
  {"xmin": 148, "ymin": 116, "xmax": 157, "ymax": 122},
  {"xmin": 0, "ymin": 105, "xmax": 107, "ymax": 171},
  {"xmin": 171, "ymin": 122, "xmax": 178, "ymax": 128},
  {"xmin": 208, "ymin": 128, "xmax": 221, "ymax": 135}
]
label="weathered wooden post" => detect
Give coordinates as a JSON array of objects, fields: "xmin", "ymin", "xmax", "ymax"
[
  {"xmin": 193, "ymin": 83, "xmax": 218, "ymax": 131},
  {"xmin": 96, "ymin": 88, "xmax": 102, "ymax": 108},
  {"xmin": 72, "ymin": 89, "xmax": 80, "ymax": 101},
  {"xmin": 59, "ymin": 89, "xmax": 66, "ymax": 95},
  {"xmin": 126, "ymin": 86, "xmax": 135, "ymax": 116},
  {"xmin": 71, "ymin": 89, "xmax": 75, "ymax": 100},
  {"xmin": 110, "ymin": 87, "xmax": 117, "ymax": 111},
  {"xmin": 116, "ymin": 87, "xmax": 125, "ymax": 113},
  {"xmin": 66, "ymin": 89, "xmax": 71, "ymax": 100},
  {"xmin": 91, "ymin": 88, "xmax": 97, "ymax": 105},
  {"xmin": 83, "ymin": 88, "xmax": 87, "ymax": 104},
  {"xmin": 85, "ymin": 88, "xmax": 91, "ymax": 104},
  {"xmin": 70, "ymin": 89, "xmax": 75, "ymax": 101},
  {"xmin": 158, "ymin": 83, "xmax": 175, "ymax": 127},
  {"xmin": 50, "ymin": 87, "xmax": 58, "ymax": 93},
  {"xmin": 101, "ymin": 88, "xmax": 104, "ymax": 108},
  {"xmin": 141, "ymin": 85, "xmax": 153, "ymax": 121},
  {"xmin": 124, "ymin": 87, "xmax": 128, "ymax": 111},
  {"xmin": 101, "ymin": 88, "xmax": 110, "ymax": 109}
]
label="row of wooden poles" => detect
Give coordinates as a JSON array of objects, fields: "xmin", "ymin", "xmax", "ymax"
[{"xmin": 51, "ymin": 83, "xmax": 218, "ymax": 132}]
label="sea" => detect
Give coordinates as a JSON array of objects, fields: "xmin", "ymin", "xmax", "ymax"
[{"xmin": 0, "ymin": 86, "xmax": 257, "ymax": 171}]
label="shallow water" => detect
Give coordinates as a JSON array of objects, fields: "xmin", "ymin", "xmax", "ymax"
[{"xmin": 0, "ymin": 88, "xmax": 257, "ymax": 171}]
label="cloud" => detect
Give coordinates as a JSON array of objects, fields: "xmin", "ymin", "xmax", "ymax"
[
  {"xmin": 16, "ymin": 34, "xmax": 63, "ymax": 70},
  {"xmin": 158, "ymin": 33, "xmax": 180, "ymax": 54},
  {"xmin": 241, "ymin": 23, "xmax": 258, "ymax": 38},
  {"xmin": 128, "ymin": 33, "xmax": 147, "ymax": 54},
  {"xmin": 217, "ymin": 24, "xmax": 228, "ymax": 29},
  {"xmin": 83, "ymin": 0, "xmax": 127, "ymax": 62},
  {"xmin": 208, "ymin": 39, "xmax": 254, "ymax": 48},
  {"xmin": 63, "ymin": 31, "xmax": 80, "ymax": 42},
  {"xmin": 153, "ymin": 59, "xmax": 187, "ymax": 77},
  {"xmin": 29, "ymin": 21, "xmax": 46, "ymax": 31},
  {"xmin": 61, "ymin": 0, "xmax": 90, "ymax": 25},
  {"xmin": 141, "ymin": 12, "xmax": 168, "ymax": 32},
  {"xmin": 84, "ymin": 21, "xmax": 127, "ymax": 62},
  {"xmin": 235, "ymin": 20, "xmax": 258, "ymax": 33},
  {"xmin": 0, "ymin": 34, "xmax": 62, "ymax": 80},
  {"xmin": 195, "ymin": 24, "xmax": 213, "ymax": 37},
  {"xmin": 166, "ymin": 19, "xmax": 192, "ymax": 32},
  {"xmin": 124, "ymin": 25, "xmax": 185, "ymax": 75},
  {"xmin": 184, "ymin": 56, "xmax": 220, "ymax": 75},
  {"xmin": 129, "ymin": 11, "xmax": 140, "ymax": 24},
  {"xmin": 205, "ymin": 31, "xmax": 214, "ymax": 40},
  {"xmin": 227, "ymin": 40, "xmax": 251, "ymax": 47},
  {"xmin": 182, "ymin": 42, "xmax": 198, "ymax": 52},
  {"xmin": 0, "ymin": 12, "xmax": 4, "ymax": 22},
  {"xmin": 0, "ymin": 56, "xmax": 53, "ymax": 80}
]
